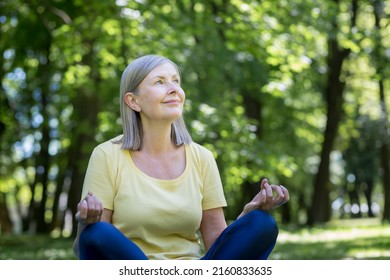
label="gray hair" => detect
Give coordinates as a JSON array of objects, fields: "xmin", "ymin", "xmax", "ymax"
[{"xmin": 114, "ymin": 54, "xmax": 192, "ymax": 150}]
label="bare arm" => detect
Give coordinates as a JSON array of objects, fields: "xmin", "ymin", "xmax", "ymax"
[{"xmin": 200, "ymin": 208, "xmax": 227, "ymax": 251}]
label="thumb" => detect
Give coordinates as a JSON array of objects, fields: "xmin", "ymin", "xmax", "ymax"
[
  {"xmin": 77, "ymin": 199, "xmax": 88, "ymax": 220},
  {"xmin": 252, "ymin": 188, "xmax": 266, "ymax": 203},
  {"xmin": 261, "ymin": 178, "xmax": 268, "ymax": 189}
]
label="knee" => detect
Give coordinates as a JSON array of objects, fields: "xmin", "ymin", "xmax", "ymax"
[
  {"xmin": 80, "ymin": 222, "xmax": 113, "ymax": 247},
  {"xmin": 244, "ymin": 210, "xmax": 279, "ymax": 239}
]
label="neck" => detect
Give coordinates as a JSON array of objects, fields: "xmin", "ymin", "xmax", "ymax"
[{"xmin": 141, "ymin": 121, "xmax": 176, "ymax": 155}]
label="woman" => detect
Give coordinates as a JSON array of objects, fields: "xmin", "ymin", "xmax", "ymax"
[{"xmin": 73, "ymin": 54, "xmax": 289, "ymax": 260}]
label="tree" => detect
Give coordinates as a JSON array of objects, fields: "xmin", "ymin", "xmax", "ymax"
[
  {"xmin": 1, "ymin": 0, "xmax": 389, "ymax": 236},
  {"xmin": 308, "ymin": 0, "xmax": 357, "ymax": 225},
  {"xmin": 342, "ymin": 115, "xmax": 380, "ymax": 218},
  {"xmin": 372, "ymin": 0, "xmax": 390, "ymax": 222}
]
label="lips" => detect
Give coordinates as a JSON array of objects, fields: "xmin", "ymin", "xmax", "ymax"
[{"xmin": 163, "ymin": 99, "xmax": 180, "ymax": 104}]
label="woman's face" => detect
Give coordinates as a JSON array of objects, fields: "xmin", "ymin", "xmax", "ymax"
[{"xmin": 131, "ymin": 62, "xmax": 185, "ymax": 123}]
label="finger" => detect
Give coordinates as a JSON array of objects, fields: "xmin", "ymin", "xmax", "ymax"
[
  {"xmin": 86, "ymin": 193, "xmax": 104, "ymax": 220},
  {"xmin": 251, "ymin": 188, "xmax": 264, "ymax": 203},
  {"xmin": 271, "ymin": 185, "xmax": 290, "ymax": 208},
  {"xmin": 93, "ymin": 195, "xmax": 103, "ymax": 217},
  {"xmin": 84, "ymin": 194, "xmax": 99, "ymax": 219},
  {"xmin": 260, "ymin": 178, "xmax": 268, "ymax": 189},
  {"xmin": 280, "ymin": 185, "xmax": 290, "ymax": 203},
  {"xmin": 262, "ymin": 182, "xmax": 273, "ymax": 199},
  {"xmin": 257, "ymin": 189, "xmax": 266, "ymax": 205},
  {"xmin": 78, "ymin": 199, "xmax": 88, "ymax": 219},
  {"xmin": 75, "ymin": 200, "xmax": 88, "ymax": 223},
  {"xmin": 271, "ymin": 184, "xmax": 284, "ymax": 196},
  {"xmin": 96, "ymin": 199, "xmax": 103, "ymax": 220},
  {"xmin": 271, "ymin": 184, "xmax": 285, "ymax": 204}
]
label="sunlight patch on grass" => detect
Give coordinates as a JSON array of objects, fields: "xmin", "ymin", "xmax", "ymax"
[
  {"xmin": 350, "ymin": 249, "xmax": 390, "ymax": 260},
  {"xmin": 277, "ymin": 218, "xmax": 390, "ymax": 243},
  {"xmin": 271, "ymin": 218, "xmax": 390, "ymax": 260},
  {"xmin": 278, "ymin": 227, "xmax": 390, "ymax": 243}
]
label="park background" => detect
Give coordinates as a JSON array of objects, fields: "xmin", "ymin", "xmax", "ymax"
[{"xmin": 0, "ymin": 0, "xmax": 389, "ymax": 259}]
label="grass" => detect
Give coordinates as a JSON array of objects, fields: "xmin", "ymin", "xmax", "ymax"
[
  {"xmin": 271, "ymin": 218, "xmax": 390, "ymax": 260},
  {"xmin": 0, "ymin": 218, "xmax": 389, "ymax": 260},
  {"xmin": 0, "ymin": 234, "xmax": 76, "ymax": 260}
]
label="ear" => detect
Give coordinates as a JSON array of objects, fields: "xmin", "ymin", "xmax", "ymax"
[{"xmin": 124, "ymin": 92, "xmax": 141, "ymax": 112}]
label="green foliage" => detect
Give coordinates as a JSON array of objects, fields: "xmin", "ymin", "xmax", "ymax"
[{"xmin": 1, "ymin": 0, "xmax": 389, "ymax": 234}]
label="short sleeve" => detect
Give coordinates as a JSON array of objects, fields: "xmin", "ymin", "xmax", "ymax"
[
  {"xmin": 81, "ymin": 146, "xmax": 115, "ymax": 210},
  {"xmin": 200, "ymin": 149, "xmax": 227, "ymax": 210}
]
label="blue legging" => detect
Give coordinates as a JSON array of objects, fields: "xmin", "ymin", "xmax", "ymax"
[{"xmin": 79, "ymin": 210, "xmax": 278, "ymax": 260}]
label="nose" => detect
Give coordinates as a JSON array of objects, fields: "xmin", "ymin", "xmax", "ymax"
[{"xmin": 167, "ymin": 82, "xmax": 180, "ymax": 94}]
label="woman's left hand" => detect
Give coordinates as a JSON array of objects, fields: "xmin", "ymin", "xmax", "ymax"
[{"xmin": 238, "ymin": 178, "xmax": 289, "ymax": 218}]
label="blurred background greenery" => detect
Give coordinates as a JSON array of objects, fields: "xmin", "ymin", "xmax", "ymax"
[{"xmin": 0, "ymin": 0, "xmax": 389, "ymax": 259}]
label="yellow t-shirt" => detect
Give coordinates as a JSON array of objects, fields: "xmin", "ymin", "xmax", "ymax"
[{"xmin": 81, "ymin": 136, "xmax": 227, "ymax": 260}]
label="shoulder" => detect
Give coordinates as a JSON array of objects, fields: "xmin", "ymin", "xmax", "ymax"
[
  {"xmin": 92, "ymin": 135, "xmax": 124, "ymax": 158},
  {"xmin": 186, "ymin": 142, "xmax": 216, "ymax": 163}
]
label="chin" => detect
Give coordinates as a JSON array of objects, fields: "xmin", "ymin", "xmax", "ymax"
[
  {"xmin": 169, "ymin": 113, "xmax": 183, "ymax": 122},
  {"xmin": 169, "ymin": 109, "xmax": 183, "ymax": 117}
]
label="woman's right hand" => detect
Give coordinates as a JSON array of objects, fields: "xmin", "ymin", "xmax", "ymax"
[{"xmin": 75, "ymin": 191, "xmax": 103, "ymax": 225}]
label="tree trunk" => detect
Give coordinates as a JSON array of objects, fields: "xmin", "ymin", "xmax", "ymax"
[
  {"xmin": 67, "ymin": 92, "xmax": 100, "ymax": 236},
  {"xmin": 22, "ymin": 12, "xmax": 53, "ymax": 234},
  {"xmin": 380, "ymin": 144, "xmax": 390, "ymax": 221},
  {"xmin": 372, "ymin": 0, "xmax": 390, "ymax": 223},
  {"xmin": 308, "ymin": 44, "xmax": 351, "ymax": 224},
  {"xmin": 243, "ymin": 94, "xmax": 263, "ymax": 139},
  {"xmin": 68, "ymin": 38, "xmax": 101, "ymax": 236},
  {"xmin": 0, "ymin": 192, "xmax": 13, "ymax": 234},
  {"xmin": 0, "ymin": 22, "xmax": 13, "ymax": 235},
  {"xmin": 33, "ymin": 75, "xmax": 52, "ymax": 234},
  {"xmin": 363, "ymin": 179, "xmax": 375, "ymax": 217},
  {"xmin": 307, "ymin": 0, "xmax": 356, "ymax": 225}
]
